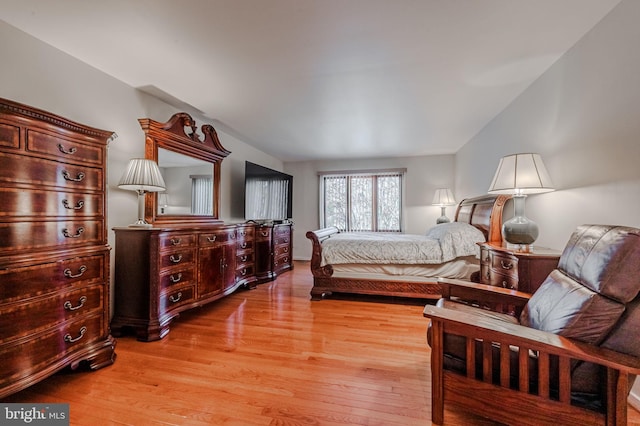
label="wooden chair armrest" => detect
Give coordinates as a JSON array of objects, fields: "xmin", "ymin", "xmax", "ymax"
[
  {"xmin": 424, "ymin": 304, "xmax": 640, "ymax": 375},
  {"xmin": 437, "ymin": 277, "xmax": 531, "ymax": 308}
]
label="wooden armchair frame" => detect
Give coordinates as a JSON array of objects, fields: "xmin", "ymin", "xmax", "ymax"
[{"xmin": 425, "ymin": 278, "xmax": 640, "ymax": 426}]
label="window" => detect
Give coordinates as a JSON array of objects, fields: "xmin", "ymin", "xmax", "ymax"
[
  {"xmin": 191, "ymin": 175, "xmax": 213, "ymax": 215},
  {"xmin": 320, "ymin": 169, "xmax": 405, "ymax": 232}
]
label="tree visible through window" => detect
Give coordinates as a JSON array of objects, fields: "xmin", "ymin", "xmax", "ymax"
[{"xmin": 320, "ymin": 170, "xmax": 404, "ymax": 232}]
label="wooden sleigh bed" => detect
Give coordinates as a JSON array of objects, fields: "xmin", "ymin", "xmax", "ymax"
[{"xmin": 305, "ymin": 194, "xmax": 510, "ymax": 301}]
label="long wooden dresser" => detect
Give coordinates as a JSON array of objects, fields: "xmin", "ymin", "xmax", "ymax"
[
  {"xmin": 111, "ymin": 222, "xmax": 293, "ymax": 341},
  {"xmin": 0, "ymin": 98, "xmax": 116, "ymax": 399}
]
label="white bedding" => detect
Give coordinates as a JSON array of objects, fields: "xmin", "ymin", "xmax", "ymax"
[
  {"xmin": 330, "ymin": 256, "xmax": 479, "ymax": 281},
  {"xmin": 321, "ymin": 222, "xmax": 485, "ymax": 266}
]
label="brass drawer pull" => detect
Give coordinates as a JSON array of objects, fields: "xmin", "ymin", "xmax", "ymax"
[
  {"xmin": 62, "ymin": 170, "xmax": 85, "ymax": 182},
  {"xmin": 64, "ymin": 326, "xmax": 87, "ymax": 343},
  {"xmin": 240, "ymin": 242, "xmax": 247, "ymax": 249},
  {"xmin": 169, "ymin": 292, "xmax": 182, "ymax": 303},
  {"xmin": 57, "ymin": 143, "xmax": 77, "ymax": 155},
  {"xmin": 62, "ymin": 227, "xmax": 85, "ymax": 238},
  {"xmin": 240, "ymin": 231, "xmax": 246, "ymax": 236},
  {"xmin": 64, "ymin": 296, "xmax": 88, "ymax": 311},
  {"xmin": 169, "ymin": 273, "xmax": 182, "ymax": 283},
  {"xmin": 64, "ymin": 265, "xmax": 87, "ymax": 278},
  {"xmin": 261, "ymin": 231, "xmax": 269, "ymax": 237},
  {"xmin": 170, "ymin": 238, "xmax": 182, "ymax": 246},
  {"xmin": 62, "ymin": 199, "xmax": 85, "ymax": 210},
  {"xmin": 241, "ymin": 268, "xmax": 247, "ymax": 276},
  {"xmin": 500, "ymin": 260, "xmax": 514, "ymax": 270},
  {"xmin": 170, "ymin": 254, "xmax": 182, "ymax": 263},
  {"xmin": 240, "ymin": 255, "xmax": 248, "ymax": 262},
  {"xmin": 207, "ymin": 235, "xmax": 217, "ymax": 242}
]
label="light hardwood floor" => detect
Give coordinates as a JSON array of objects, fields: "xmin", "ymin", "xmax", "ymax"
[{"xmin": 3, "ymin": 260, "xmax": 640, "ymax": 425}]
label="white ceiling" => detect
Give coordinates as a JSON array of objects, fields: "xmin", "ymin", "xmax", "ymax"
[{"xmin": 2, "ymin": 0, "xmax": 621, "ymax": 161}]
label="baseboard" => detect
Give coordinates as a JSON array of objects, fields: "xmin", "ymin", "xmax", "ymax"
[{"xmin": 629, "ymin": 389, "xmax": 640, "ymax": 411}]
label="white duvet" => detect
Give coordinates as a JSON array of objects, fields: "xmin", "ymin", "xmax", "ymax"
[{"xmin": 321, "ymin": 222, "xmax": 485, "ymax": 265}]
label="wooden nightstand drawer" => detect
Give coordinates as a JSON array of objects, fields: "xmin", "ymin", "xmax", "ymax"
[{"xmin": 490, "ymin": 251, "xmax": 517, "ymax": 273}]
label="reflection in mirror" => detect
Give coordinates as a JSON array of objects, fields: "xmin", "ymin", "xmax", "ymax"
[{"xmin": 157, "ymin": 148, "xmax": 214, "ymax": 216}]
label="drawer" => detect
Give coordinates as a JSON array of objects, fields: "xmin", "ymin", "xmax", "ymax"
[
  {"xmin": 274, "ymin": 244, "xmax": 290, "ymax": 257},
  {"xmin": 0, "ymin": 121, "xmax": 19, "ymax": 149},
  {"xmin": 479, "ymin": 246, "xmax": 491, "ymax": 265},
  {"xmin": 490, "ymin": 251, "xmax": 517, "ymax": 273},
  {"xmin": 159, "ymin": 233, "xmax": 196, "ymax": 249},
  {"xmin": 274, "ymin": 225, "xmax": 291, "ymax": 237},
  {"xmin": 0, "ymin": 187, "xmax": 103, "ymax": 218},
  {"xmin": 161, "ymin": 285, "xmax": 195, "ymax": 312},
  {"xmin": 236, "ymin": 226, "xmax": 254, "ymax": 240},
  {"xmin": 0, "ymin": 152, "xmax": 103, "ymax": 191},
  {"xmin": 0, "ymin": 313, "xmax": 105, "ymax": 387},
  {"xmin": 274, "ymin": 235, "xmax": 290, "ymax": 246},
  {"xmin": 236, "ymin": 265, "xmax": 254, "ymax": 279},
  {"xmin": 159, "ymin": 268, "xmax": 196, "ymax": 290},
  {"xmin": 236, "ymin": 239, "xmax": 253, "ymax": 251},
  {"xmin": 159, "ymin": 249, "xmax": 196, "ymax": 269},
  {"xmin": 237, "ymin": 251, "xmax": 254, "ymax": 266},
  {"xmin": 0, "ymin": 284, "xmax": 104, "ymax": 343},
  {"xmin": 489, "ymin": 269, "xmax": 518, "ymax": 290},
  {"xmin": 255, "ymin": 228, "xmax": 272, "ymax": 241},
  {"xmin": 0, "ymin": 219, "xmax": 103, "ymax": 253},
  {"xmin": 480, "ymin": 264, "xmax": 491, "ymax": 283},
  {"xmin": 27, "ymin": 128, "xmax": 104, "ymax": 166},
  {"xmin": 0, "ymin": 252, "xmax": 107, "ymax": 303},
  {"xmin": 274, "ymin": 253, "xmax": 291, "ymax": 269},
  {"xmin": 199, "ymin": 229, "xmax": 236, "ymax": 246}
]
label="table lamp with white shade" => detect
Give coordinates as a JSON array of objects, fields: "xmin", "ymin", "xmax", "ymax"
[
  {"xmin": 118, "ymin": 158, "xmax": 166, "ymax": 227},
  {"xmin": 432, "ymin": 188, "xmax": 456, "ymax": 224},
  {"xmin": 487, "ymin": 153, "xmax": 554, "ymax": 246}
]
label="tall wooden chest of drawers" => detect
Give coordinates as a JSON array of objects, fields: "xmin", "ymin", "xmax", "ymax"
[{"xmin": 0, "ymin": 98, "xmax": 116, "ymax": 398}]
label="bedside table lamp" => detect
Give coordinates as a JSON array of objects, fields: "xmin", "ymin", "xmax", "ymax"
[
  {"xmin": 432, "ymin": 188, "xmax": 456, "ymax": 224},
  {"xmin": 118, "ymin": 158, "xmax": 166, "ymax": 227},
  {"xmin": 488, "ymin": 153, "xmax": 554, "ymax": 246}
]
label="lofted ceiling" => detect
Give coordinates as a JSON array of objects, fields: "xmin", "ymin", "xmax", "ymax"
[{"xmin": 1, "ymin": 0, "xmax": 621, "ymax": 161}]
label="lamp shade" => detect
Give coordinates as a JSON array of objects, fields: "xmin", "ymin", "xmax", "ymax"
[
  {"xmin": 488, "ymin": 153, "xmax": 553, "ymax": 195},
  {"xmin": 432, "ymin": 188, "xmax": 456, "ymax": 206},
  {"xmin": 118, "ymin": 158, "xmax": 166, "ymax": 193}
]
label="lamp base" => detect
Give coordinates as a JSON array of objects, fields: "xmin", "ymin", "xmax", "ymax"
[
  {"xmin": 502, "ymin": 195, "xmax": 539, "ymax": 245},
  {"xmin": 436, "ymin": 206, "xmax": 450, "ymax": 224},
  {"xmin": 128, "ymin": 220, "xmax": 153, "ymax": 228},
  {"xmin": 436, "ymin": 215, "xmax": 451, "ymax": 224}
]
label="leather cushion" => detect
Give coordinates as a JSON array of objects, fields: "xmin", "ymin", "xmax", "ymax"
[
  {"xmin": 558, "ymin": 225, "xmax": 640, "ymax": 303},
  {"xmin": 520, "ymin": 269, "xmax": 624, "ymax": 345}
]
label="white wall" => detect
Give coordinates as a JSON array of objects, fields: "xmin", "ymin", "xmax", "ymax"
[
  {"xmin": 285, "ymin": 154, "xmax": 455, "ymax": 260},
  {"xmin": 454, "ymin": 0, "xmax": 640, "ymax": 406},
  {"xmin": 0, "ymin": 21, "xmax": 283, "ymax": 312}
]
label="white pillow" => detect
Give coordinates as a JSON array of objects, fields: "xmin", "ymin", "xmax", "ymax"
[{"xmin": 425, "ymin": 222, "xmax": 486, "ymax": 258}]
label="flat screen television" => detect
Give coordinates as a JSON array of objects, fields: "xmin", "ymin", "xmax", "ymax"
[{"xmin": 244, "ymin": 161, "xmax": 293, "ymax": 222}]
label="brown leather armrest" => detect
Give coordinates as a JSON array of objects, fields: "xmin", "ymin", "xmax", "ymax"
[{"xmin": 437, "ymin": 277, "xmax": 531, "ymax": 309}]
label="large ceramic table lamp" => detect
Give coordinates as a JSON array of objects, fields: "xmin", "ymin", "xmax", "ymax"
[
  {"xmin": 118, "ymin": 158, "xmax": 166, "ymax": 227},
  {"xmin": 432, "ymin": 188, "xmax": 456, "ymax": 224},
  {"xmin": 488, "ymin": 153, "xmax": 554, "ymax": 246}
]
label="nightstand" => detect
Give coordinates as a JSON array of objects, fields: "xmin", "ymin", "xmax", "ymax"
[{"xmin": 478, "ymin": 242, "xmax": 562, "ymax": 294}]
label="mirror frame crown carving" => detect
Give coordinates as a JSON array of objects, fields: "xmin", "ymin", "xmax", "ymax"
[{"xmin": 141, "ymin": 112, "xmax": 231, "ymax": 226}]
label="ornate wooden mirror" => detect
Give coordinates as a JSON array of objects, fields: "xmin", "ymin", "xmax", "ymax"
[{"xmin": 141, "ymin": 112, "xmax": 231, "ymax": 226}]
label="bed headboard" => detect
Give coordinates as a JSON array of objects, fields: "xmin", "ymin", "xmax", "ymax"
[{"xmin": 454, "ymin": 194, "xmax": 510, "ymax": 244}]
